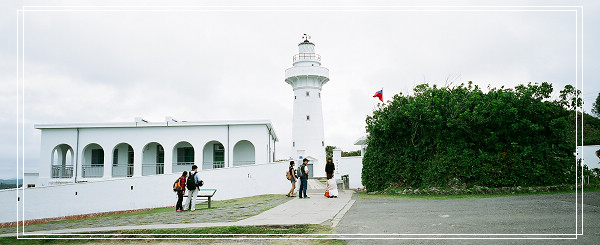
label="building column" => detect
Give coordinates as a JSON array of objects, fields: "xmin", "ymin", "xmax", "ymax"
[
  {"xmin": 195, "ymin": 145, "xmax": 202, "ymax": 171},
  {"xmin": 133, "ymin": 149, "xmax": 142, "ymax": 177},
  {"xmin": 103, "ymin": 148, "xmax": 113, "ymax": 179},
  {"xmin": 164, "ymin": 146, "xmax": 173, "ymax": 174},
  {"xmin": 75, "ymin": 148, "xmax": 83, "ymax": 182},
  {"xmin": 333, "ymin": 148, "xmax": 342, "ymax": 177}
]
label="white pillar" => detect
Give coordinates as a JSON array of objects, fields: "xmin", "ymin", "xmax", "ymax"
[
  {"xmin": 103, "ymin": 148, "xmax": 113, "ymax": 179},
  {"xmin": 133, "ymin": 149, "xmax": 142, "ymax": 177},
  {"xmin": 333, "ymin": 148, "xmax": 342, "ymax": 179},
  {"xmin": 195, "ymin": 145, "xmax": 203, "ymax": 171},
  {"xmin": 164, "ymin": 145, "xmax": 173, "ymax": 174}
]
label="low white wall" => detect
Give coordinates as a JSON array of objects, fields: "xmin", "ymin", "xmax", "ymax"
[
  {"xmin": 331, "ymin": 149, "xmax": 364, "ymax": 189},
  {"xmin": 336, "ymin": 156, "xmax": 364, "ymax": 189},
  {"xmin": 1, "ymin": 161, "xmax": 290, "ymax": 223},
  {"xmin": 580, "ymin": 145, "xmax": 600, "ymax": 170}
]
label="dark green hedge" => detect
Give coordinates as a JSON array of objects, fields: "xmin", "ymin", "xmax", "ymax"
[{"xmin": 362, "ymin": 82, "xmax": 575, "ymax": 191}]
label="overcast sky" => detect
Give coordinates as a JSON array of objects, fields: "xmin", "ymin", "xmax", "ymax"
[{"xmin": 1, "ymin": 0, "xmax": 599, "ymax": 179}]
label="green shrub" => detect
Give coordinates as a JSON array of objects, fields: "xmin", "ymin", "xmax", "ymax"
[{"xmin": 362, "ymin": 82, "xmax": 575, "ymax": 191}]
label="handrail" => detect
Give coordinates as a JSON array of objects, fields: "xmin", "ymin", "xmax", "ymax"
[
  {"xmin": 203, "ymin": 161, "xmax": 225, "ymax": 169},
  {"xmin": 112, "ymin": 165, "xmax": 134, "ymax": 177},
  {"xmin": 81, "ymin": 165, "xmax": 103, "ymax": 178},
  {"xmin": 142, "ymin": 163, "xmax": 164, "ymax": 175},
  {"xmin": 51, "ymin": 165, "xmax": 73, "ymax": 178},
  {"xmin": 174, "ymin": 162, "xmax": 194, "ymax": 165},
  {"xmin": 233, "ymin": 161, "xmax": 255, "ymax": 166},
  {"xmin": 293, "ymin": 53, "xmax": 321, "ymax": 62}
]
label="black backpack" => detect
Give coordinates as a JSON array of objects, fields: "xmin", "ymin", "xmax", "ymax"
[
  {"xmin": 187, "ymin": 172, "xmax": 197, "ymax": 190},
  {"xmin": 297, "ymin": 165, "xmax": 304, "ymax": 178}
]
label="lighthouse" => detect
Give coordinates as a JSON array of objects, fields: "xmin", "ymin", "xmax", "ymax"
[{"xmin": 285, "ymin": 34, "xmax": 329, "ymax": 178}]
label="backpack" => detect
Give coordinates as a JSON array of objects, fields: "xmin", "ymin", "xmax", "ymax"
[
  {"xmin": 173, "ymin": 178, "xmax": 182, "ymax": 192},
  {"xmin": 187, "ymin": 172, "xmax": 197, "ymax": 190},
  {"xmin": 286, "ymin": 169, "xmax": 291, "ymax": 180},
  {"xmin": 297, "ymin": 165, "xmax": 304, "ymax": 178}
]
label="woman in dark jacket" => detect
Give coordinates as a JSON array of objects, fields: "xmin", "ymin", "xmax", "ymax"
[
  {"xmin": 325, "ymin": 158, "xmax": 335, "ymax": 177},
  {"xmin": 176, "ymin": 171, "xmax": 187, "ymax": 212}
]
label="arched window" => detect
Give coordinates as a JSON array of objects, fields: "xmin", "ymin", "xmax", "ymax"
[
  {"xmin": 51, "ymin": 144, "xmax": 74, "ymax": 178},
  {"xmin": 82, "ymin": 143, "xmax": 104, "ymax": 178},
  {"xmin": 173, "ymin": 141, "xmax": 194, "ymax": 173},
  {"xmin": 142, "ymin": 142, "xmax": 165, "ymax": 175},
  {"xmin": 112, "ymin": 143, "xmax": 134, "ymax": 177},
  {"xmin": 203, "ymin": 141, "xmax": 225, "ymax": 169},
  {"xmin": 233, "ymin": 140, "xmax": 255, "ymax": 166}
]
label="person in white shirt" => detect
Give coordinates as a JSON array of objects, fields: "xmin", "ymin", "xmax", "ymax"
[
  {"xmin": 183, "ymin": 165, "xmax": 201, "ymax": 211},
  {"xmin": 326, "ymin": 173, "xmax": 338, "ymax": 198}
]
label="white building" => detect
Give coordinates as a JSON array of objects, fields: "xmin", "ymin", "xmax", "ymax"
[
  {"xmin": 34, "ymin": 118, "xmax": 277, "ymax": 186},
  {"xmin": 285, "ymin": 35, "xmax": 329, "ymax": 177},
  {"xmin": 0, "ymin": 36, "xmax": 352, "ymax": 224}
]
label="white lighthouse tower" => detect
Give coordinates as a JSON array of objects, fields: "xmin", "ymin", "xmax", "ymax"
[{"xmin": 285, "ymin": 34, "xmax": 329, "ymax": 178}]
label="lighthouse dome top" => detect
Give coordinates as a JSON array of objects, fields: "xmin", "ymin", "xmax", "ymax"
[
  {"xmin": 292, "ymin": 34, "xmax": 321, "ymax": 65},
  {"xmin": 299, "ymin": 39, "xmax": 314, "ymax": 46},
  {"xmin": 298, "ymin": 40, "xmax": 315, "ymax": 54}
]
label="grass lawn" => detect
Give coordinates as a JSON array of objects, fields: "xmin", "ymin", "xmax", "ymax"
[
  {"xmin": 0, "ymin": 194, "xmax": 291, "ymax": 235},
  {"xmin": 0, "ymin": 225, "xmax": 344, "ymax": 244}
]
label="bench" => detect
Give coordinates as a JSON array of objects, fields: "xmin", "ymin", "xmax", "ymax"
[{"xmin": 183, "ymin": 189, "xmax": 217, "ymax": 208}]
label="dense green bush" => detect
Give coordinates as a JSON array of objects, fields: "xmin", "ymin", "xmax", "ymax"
[
  {"xmin": 362, "ymin": 82, "xmax": 575, "ymax": 191},
  {"xmin": 578, "ymin": 112, "xmax": 600, "ymax": 145}
]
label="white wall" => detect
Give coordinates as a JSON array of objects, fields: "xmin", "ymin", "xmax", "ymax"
[
  {"xmin": 337, "ymin": 156, "xmax": 364, "ymax": 189},
  {"xmin": 580, "ymin": 145, "xmax": 600, "ymax": 169},
  {"xmin": 37, "ymin": 123, "xmax": 274, "ymax": 185},
  {"xmin": 1, "ymin": 161, "xmax": 290, "ymax": 223},
  {"xmin": 332, "ymin": 149, "xmax": 364, "ymax": 189}
]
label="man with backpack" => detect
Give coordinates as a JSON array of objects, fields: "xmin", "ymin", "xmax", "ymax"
[
  {"xmin": 298, "ymin": 158, "xmax": 310, "ymax": 198},
  {"xmin": 184, "ymin": 165, "xmax": 201, "ymax": 211}
]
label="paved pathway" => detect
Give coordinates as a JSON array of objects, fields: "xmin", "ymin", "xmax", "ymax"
[
  {"xmin": 334, "ymin": 192, "xmax": 600, "ymax": 244},
  {"xmin": 1, "ymin": 179, "xmax": 356, "ymax": 237}
]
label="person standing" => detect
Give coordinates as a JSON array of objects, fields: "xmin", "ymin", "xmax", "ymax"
[
  {"xmin": 325, "ymin": 158, "xmax": 335, "ymax": 178},
  {"xmin": 299, "ymin": 158, "xmax": 310, "ymax": 198},
  {"xmin": 183, "ymin": 165, "xmax": 201, "ymax": 211},
  {"xmin": 286, "ymin": 161, "xmax": 298, "ymax": 197},
  {"xmin": 176, "ymin": 171, "xmax": 187, "ymax": 212}
]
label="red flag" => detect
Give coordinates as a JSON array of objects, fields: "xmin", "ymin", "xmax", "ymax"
[{"xmin": 373, "ymin": 90, "xmax": 383, "ymax": 102}]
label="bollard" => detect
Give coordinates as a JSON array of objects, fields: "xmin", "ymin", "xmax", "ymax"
[{"xmin": 342, "ymin": 175, "xmax": 349, "ymax": 189}]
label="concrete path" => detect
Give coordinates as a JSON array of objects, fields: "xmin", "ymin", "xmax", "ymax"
[
  {"xmin": 9, "ymin": 179, "xmax": 355, "ymax": 236},
  {"xmin": 334, "ymin": 192, "xmax": 600, "ymax": 244}
]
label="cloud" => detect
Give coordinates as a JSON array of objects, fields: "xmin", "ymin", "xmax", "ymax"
[{"xmin": 0, "ymin": 3, "xmax": 596, "ymax": 178}]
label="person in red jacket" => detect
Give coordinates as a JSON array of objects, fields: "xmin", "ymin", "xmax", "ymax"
[{"xmin": 176, "ymin": 171, "xmax": 187, "ymax": 212}]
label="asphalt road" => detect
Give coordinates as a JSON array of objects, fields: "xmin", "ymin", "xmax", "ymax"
[{"xmin": 335, "ymin": 192, "xmax": 600, "ymax": 244}]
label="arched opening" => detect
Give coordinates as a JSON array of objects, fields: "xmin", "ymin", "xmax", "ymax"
[
  {"xmin": 51, "ymin": 144, "xmax": 74, "ymax": 178},
  {"xmin": 233, "ymin": 140, "xmax": 255, "ymax": 166},
  {"xmin": 82, "ymin": 143, "xmax": 104, "ymax": 178},
  {"xmin": 203, "ymin": 141, "xmax": 225, "ymax": 169},
  {"xmin": 142, "ymin": 142, "xmax": 164, "ymax": 176},
  {"xmin": 172, "ymin": 141, "xmax": 194, "ymax": 173},
  {"xmin": 112, "ymin": 143, "xmax": 134, "ymax": 177}
]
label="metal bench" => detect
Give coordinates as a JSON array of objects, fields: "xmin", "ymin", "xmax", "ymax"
[{"xmin": 183, "ymin": 189, "xmax": 217, "ymax": 208}]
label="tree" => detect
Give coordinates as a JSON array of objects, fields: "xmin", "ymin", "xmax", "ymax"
[
  {"xmin": 559, "ymin": 84, "xmax": 582, "ymax": 111},
  {"xmin": 593, "ymin": 92, "xmax": 600, "ymax": 117},
  {"xmin": 362, "ymin": 82, "xmax": 574, "ymax": 191},
  {"xmin": 325, "ymin": 145, "xmax": 337, "ymax": 159},
  {"xmin": 342, "ymin": 150, "xmax": 362, "ymax": 157}
]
